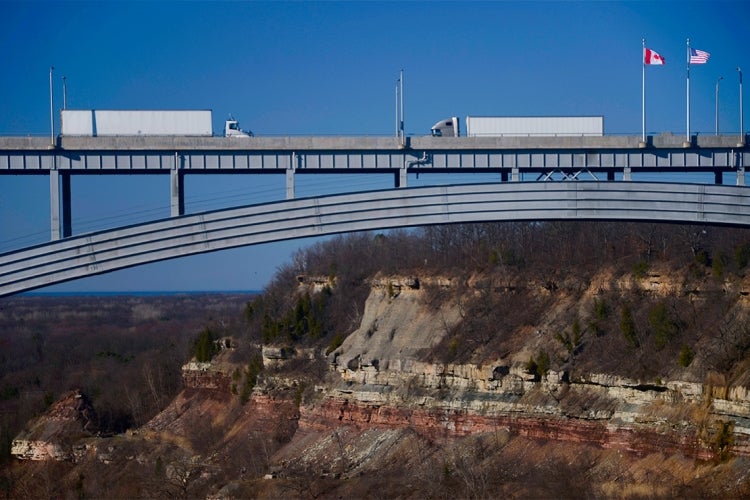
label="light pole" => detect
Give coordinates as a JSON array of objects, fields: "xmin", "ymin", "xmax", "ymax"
[
  {"xmin": 399, "ymin": 69, "xmax": 404, "ymax": 144},
  {"xmin": 49, "ymin": 66, "xmax": 55, "ymax": 147},
  {"xmin": 716, "ymin": 76, "xmax": 723, "ymax": 135},
  {"xmin": 739, "ymin": 67, "xmax": 745, "ymax": 146},
  {"xmin": 62, "ymin": 76, "xmax": 67, "ymax": 110}
]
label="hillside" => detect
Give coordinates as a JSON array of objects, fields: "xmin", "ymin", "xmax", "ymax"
[{"xmin": 4, "ymin": 221, "xmax": 750, "ymax": 497}]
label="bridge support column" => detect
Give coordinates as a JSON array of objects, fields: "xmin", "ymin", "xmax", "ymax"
[
  {"xmin": 50, "ymin": 169, "xmax": 71, "ymax": 240},
  {"xmin": 607, "ymin": 170, "xmax": 615, "ymax": 181},
  {"xmin": 286, "ymin": 168, "xmax": 295, "ymax": 199},
  {"xmin": 623, "ymin": 166, "xmax": 632, "ymax": 181},
  {"xmin": 715, "ymin": 171, "xmax": 724, "ymax": 185},
  {"xmin": 735, "ymin": 150, "xmax": 745, "ymax": 186},
  {"xmin": 511, "ymin": 167, "xmax": 520, "ymax": 182},
  {"xmin": 170, "ymin": 164, "xmax": 184, "ymax": 217},
  {"xmin": 395, "ymin": 167, "xmax": 408, "ymax": 188}
]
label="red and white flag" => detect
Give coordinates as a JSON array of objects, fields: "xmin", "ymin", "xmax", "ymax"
[
  {"xmin": 644, "ymin": 48, "xmax": 665, "ymax": 65},
  {"xmin": 690, "ymin": 48, "xmax": 709, "ymax": 64}
]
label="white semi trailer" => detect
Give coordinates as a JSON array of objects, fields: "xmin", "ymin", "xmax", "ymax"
[
  {"xmin": 61, "ymin": 110, "xmax": 252, "ymax": 137},
  {"xmin": 431, "ymin": 116, "xmax": 604, "ymax": 137}
]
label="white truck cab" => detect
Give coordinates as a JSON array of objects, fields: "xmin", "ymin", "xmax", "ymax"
[
  {"xmin": 225, "ymin": 117, "xmax": 253, "ymax": 137},
  {"xmin": 430, "ymin": 117, "xmax": 460, "ymax": 137}
]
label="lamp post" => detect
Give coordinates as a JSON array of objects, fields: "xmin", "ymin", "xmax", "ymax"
[
  {"xmin": 716, "ymin": 76, "xmax": 723, "ymax": 135},
  {"xmin": 49, "ymin": 66, "xmax": 55, "ymax": 147},
  {"xmin": 62, "ymin": 76, "xmax": 67, "ymax": 110},
  {"xmin": 739, "ymin": 67, "xmax": 745, "ymax": 147},
  {"xmin": 399, "ymin": 68, "xmax": 404, "ymax": 144}
]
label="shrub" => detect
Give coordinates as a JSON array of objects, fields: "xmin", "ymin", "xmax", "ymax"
[
  {"xmin": 43, "ymin": 392, "xmax": 55, "ymax": 407},
  {"xmin": 620, "ymin": 305, "xmax": 639, "ymax": 348},
  {"xmin": 678, "ymin": 344, "xmax": 694, "ymax": 367},
  {"xmin": 695, "ymin": 250, "xmax": 710, "ymax": 267},
  {"xmin": 536, "ymin": 350, "xmax": 550, "ymax": 377},
  {"xmin": 240, "ymin": 355, "xmax": 263, "ymax": 404},
  {"xmin": 326, "ymin": 333, "xmax": 344, "ymax": 355},
  {"xmin": 448, "ymin": 337, "xmax": 461, "ymax": 358},
  {"xmin": 260, "ymin": 292, "xmax": 329, "ymax": 345},
  {"xmin": 525, "ymin": 357, "xmax": 538, "ymax": 379},
  {"xmin": 649, "ymin": 303, "xmax": 678, "ymax": 349},
  {"xmin": 489, "ymin": 249, "xmax": 499, "ymax": 266},
  {"xmin": 500, "ymin": 247, "xmax": 520, "ymax": 266},
  {"xmin": 526, "ymin": 351, "xmax": 550, "ymax": 380},
  {"xmin": 712, "ymin": 252, "xmax": 728, "ymax": 278},
  {"xmin": 192, "ymin": 327, "xmax": 219, "ymax": 362},
  {"xmin": 593, "ymin": 298, "xmax": 608, "ymax": 320},
  {"xmin": 713, "ymin": 420, "xmax": 734, "ymax": 461},
  {"xmin": 244, "ymin": 298, "xmax": 259, "ymax": 322},
  {"xmin": 555, "ymin": 320, "xmax": 583, "ymax": 356},
  {"xmin": 633, "ymin": 260, "xmax": 649, "ymax": 279},
  {"xmin": 734, "ymin": 242, "xmax": 750, "ymax": 269}
]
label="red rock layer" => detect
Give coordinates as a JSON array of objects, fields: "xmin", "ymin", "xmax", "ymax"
[{"xmin": 298, "ymin": 397, "xmax": 746, "ymax": 461}]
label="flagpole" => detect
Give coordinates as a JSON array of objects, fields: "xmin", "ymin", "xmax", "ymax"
[
  {"xmin": 642, "ymin": 38, "xmax": 646, "ymax": 143},
  {"xmin": 686, "ymin": 38, "xmax": 691, "ymax": 146}
]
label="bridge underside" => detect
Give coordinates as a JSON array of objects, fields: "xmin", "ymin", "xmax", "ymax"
[{"xmin": 2, "ymin": 181, "xmax": 750, "ymax": 296}]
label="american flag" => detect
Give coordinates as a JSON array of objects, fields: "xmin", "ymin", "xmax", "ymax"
[{"xmin": 690, "ymin": 48, "xmax": 710, "ymax": 64}]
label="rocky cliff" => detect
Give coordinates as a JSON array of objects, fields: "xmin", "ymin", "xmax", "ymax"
[
  {"xmin": 8, "ymin": 268, "xmax": 750, "ymax": 497},
  {"xmin": 11, "ymin": 390, "xmax": 99, "ymax": 461},
  {"xmin": 291, "ymin": 272, "xmax": 750, "ymax": 462}
]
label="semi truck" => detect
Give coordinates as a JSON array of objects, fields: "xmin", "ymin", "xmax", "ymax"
[
  {"xmin": 430, "ymin": 116, "xmax": 604, "ymax": 138},
  {"xmin": 61, "ymin": 110, "xmax": 252, "ymax": 137}
]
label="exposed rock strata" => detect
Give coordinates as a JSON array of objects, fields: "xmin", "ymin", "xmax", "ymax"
[
  {"xmin": 318, "ymin": 272, "xmax": 750, "ymax": 461},
  {"xmin": 13, "ymin": 270, "xmax": 750, "ymax": 469},
  {"xmin": 299, "ymin": 363, "xmax": 750, "ymax": 460},
  {"xmin": 11, "ymin": 389, "xmax": 98, "ymax": 461}
]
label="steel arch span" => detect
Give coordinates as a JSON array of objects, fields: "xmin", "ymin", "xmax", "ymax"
[{"xmin": 3, "ymin": 181, "xmax": 750, "ymax": 297}]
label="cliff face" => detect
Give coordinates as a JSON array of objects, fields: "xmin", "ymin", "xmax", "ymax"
[
  {"xmin": 332, "ymin": 276, "xmax": 460, "ymax": 371},
  {"xmin": 300, "ymin": 365, "xmax": 749, "ymax": 461},
  {"xmin": 307, "ymin": 271, "xmax": 750, "ymax": 461},
  {"xmin": 9, "ymin": 269, "xmax": 750, "ymax": 497},
  {"xmin": 11, "ymin": 390, "xmax": 98, "ymax": 461}
]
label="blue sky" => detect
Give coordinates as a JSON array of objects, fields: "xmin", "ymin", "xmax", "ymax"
[{"xmin": 1, "ymin": 0, "xmax": 748, "ymax": 292}]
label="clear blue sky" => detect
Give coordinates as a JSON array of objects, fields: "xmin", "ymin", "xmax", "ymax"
[{"xmin": 1, "ymin": 1, "xmax": 748, "ymax": 292}]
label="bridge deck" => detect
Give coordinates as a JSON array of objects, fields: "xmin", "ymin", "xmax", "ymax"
[
  {"xmin": 1, "ymin": 133, "xmax": 747, "ymax": 241},
  {"xmin": 0, "ymin": 133, "xmax": 746, "ymax": 174}
]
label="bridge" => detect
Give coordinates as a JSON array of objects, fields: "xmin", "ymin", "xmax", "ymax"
[
  {"xmin": 0, "ymin": 133, "xmax": 748, "ymax": 295},
  {"xmin": 3, "ymin": 180, "xmax": 750, "ymax": 296}
]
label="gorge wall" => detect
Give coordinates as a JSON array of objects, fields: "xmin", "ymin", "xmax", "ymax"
[
  {"xmin": 302, "ymin": 271, "xmax": 750, "ymax": 461},
  {"xmin": 13, "ymin": 269, "xmax": 750, "ymax": 469}
]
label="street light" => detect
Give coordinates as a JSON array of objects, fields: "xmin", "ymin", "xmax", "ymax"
[
  {"xmin": 49, "ymin": 66, "xmax": 55, "ymax": 147},
  {"xmin": 738, "ymin": 67, "xmax": 745, "ymax": 147},
  {"xmin": 716, "ymin": 76, "xmax": 724, "ymax": 135},
  {"xmin": 62, "ymin": 76, "xmax": 67, "ymax": 110}
]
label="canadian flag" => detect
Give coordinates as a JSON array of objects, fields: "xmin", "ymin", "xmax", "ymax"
[{"xmin": 644, "ymin": 48, "xmax": 665, "ymax": 65}]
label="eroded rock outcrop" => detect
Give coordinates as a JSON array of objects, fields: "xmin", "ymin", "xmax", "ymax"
[
  {"xmin": 11, "ymin": 389, "xmax": 98, "ymax": 461},
  {"xmin": 314, "ymin": 272, "xmax": 750, "ymax": 460}
]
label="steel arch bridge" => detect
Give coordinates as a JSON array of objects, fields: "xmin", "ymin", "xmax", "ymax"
[{"xmin": 3, "ymin": 181, "xmax": 750, "ymax": 297}]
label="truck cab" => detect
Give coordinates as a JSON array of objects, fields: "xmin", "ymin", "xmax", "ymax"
[
  {"xmin": 430, "ymin": 117, "xmax": 460, "ymax": 137},
  {"xmin": 225, "ymin": 118, "xmax": 253, "ymax": 137}
]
